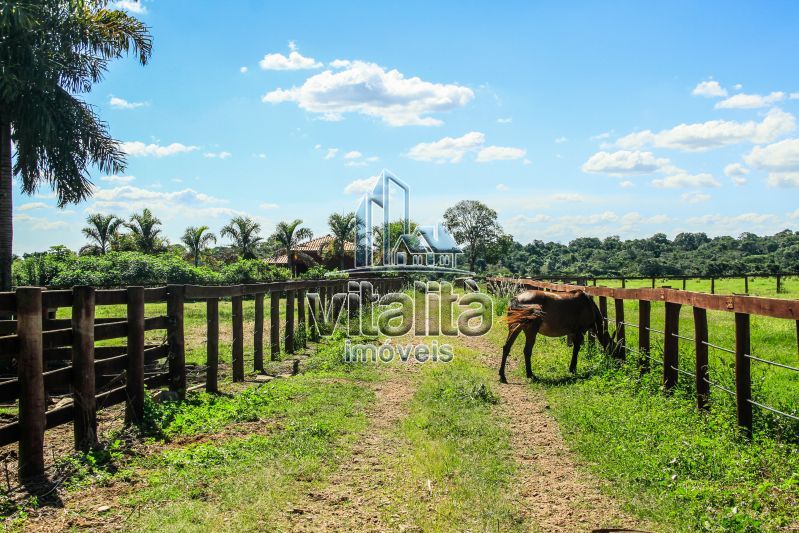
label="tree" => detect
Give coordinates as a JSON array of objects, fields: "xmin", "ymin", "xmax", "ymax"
[
  {"xmin": 0, "ymin": 0, "xmax": 151, "ymax": 290},
  {"xmin": 270, "ymin": 219, "xmax": 313, "ymax": 274},
  {"xmin": 181, "ymin": 226, "xmax": 216, "ymax": 266},
  {"xmin": 221, "ymin": 216, "xmax": 263, "ymax": 260},
  {"xmin": 443, "ymin": 200, "xmax": 501, "ymax": 272},
  {"xmin": 126, "ymin": 208, "xmax": 165, "ymax": 254},
  {"xmin": 80, "ymin": 213, "xmax": 122, "ymax": 255},
  {"xmin": 327, "ymin": 212, "xmax": 355, "ymax": 269}
]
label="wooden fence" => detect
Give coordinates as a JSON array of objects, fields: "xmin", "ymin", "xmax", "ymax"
[
  {"xmin": 516, "ymin": 273, "xmax": 797, "ymax": 294},
  {"xmin": 487, "ymin": 277, "xmax": 799, "ymax": 437},
  {"xmin": 0, "ymin": 276, "xmax": 404, "ymax": 481}
]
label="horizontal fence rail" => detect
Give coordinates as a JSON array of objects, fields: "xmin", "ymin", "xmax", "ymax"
[
  {"xmin": 487, "ymin": 276, "xmax": 799, "ymax": 438},
  {"xmin": 0, "ymin": 276, "xmax": 405, "ymax": 482}
]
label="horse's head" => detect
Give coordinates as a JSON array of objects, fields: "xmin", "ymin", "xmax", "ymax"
[{"xmin": 586, "ymin": 295, "xmax": 621, "ymax": 357}]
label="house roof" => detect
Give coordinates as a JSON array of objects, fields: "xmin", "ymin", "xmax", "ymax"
[
  {"xmin": 394, "ymin": 234, "xmax": 428, "ymax": 254},
  {"xmin": 294, "ymin": 234, "xmax": 355, "ymax": 253},
  {"xmin": 265, "ymin": 234, "xmax": 354, "ymax": 265},
  {"xmin": 416, "ymin": 224, "xmax": 462, "ymax": 254}
]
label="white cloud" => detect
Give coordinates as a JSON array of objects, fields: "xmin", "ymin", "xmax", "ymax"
[
  {"xmin": 407, "ymin": 132, "xmax": 485, "ymax": 163},
  {"xmin": 723, "ymin": 163, "xmax": 749, "ymax": 185},
  {"xmin": 791, "ymin": 92, "xmax": 799, "ymax": 100},
  {"xmin": 789, "ymin": 209, "xmax": 799, "ymax": 219},
  {"xmin": 620, "ymin": 180, "xmax": 634, "ymax": 188},
  {"xmin": 109, "ymin": 96, "xmax": 147, "ymax": 110},
  {"xmin": 523, "ymin": 159, "xmax": 532, "ymax": 165},
  {"xmin": 86, "ymin": 185, "xmax": 241, "ymax": 219},
  {"xmin": 121, "ymin": 141, "xmax": 198, "ymax": 157},
  {"xmin": 324, "ymin": 148, "xmax": 339, "ymax": 160},
  {"xmin": 590, "ymin": 131, "xmax": 612, "ymax": 141},
  {"xmin": 767, "ymin": 173, "xmax": 799, "ymax": 187},
  {"xmin": 692, "ymin": 80, "xmax": 727, "ymax": 98},
  {"xmin": 260, "ymin": 202, "xmax": 280, "ymax": 209},
  {"xmin": 688, "ymin": 213, "xmax": 777, "ymax": 226},
  {"xmin": 344, "ymin": 150, "xmax": 363, "ymax": 159},
  {"xmin": 681, "ymin": 191, "xmax": 711, "ymax": 204},
  {"xmin": 554, "ymin": 136, "xmax": 568, "ymax": 144},
  {"xmin": 496, "ymin": 183, "xmax": 509, "ymax": 191},
  {"xmin": 744, "ymin": 138, "xmax": 799, "ymax": 187},
  {"xmin": 17, "ymin": 202, "xmax": 49, "ymax": 212},
  {"xmin": 344, "ymin": 175, "xmax": 378, "ymax": 195},
  {"xmin": 111, "ymin": 0, "xmax": 146, "ymax": 14},
  {"xmin": 651, "ymin": 172, "xmax": 720, "ymax": 189},
  {"xmin": 252, "ymin": 153, "xmax": 267, "ymax": 159},
  {"xmin": 497, "ymin": 117, "xmax": 512, "ymax": 124},
  {"xmin": 14, "ymin": 213, "xmax": 68, "ymax": 231},
  {"xmin": 476, "ymin": 146, "xmax": 526, "ymax": 162},
  {"xmin": 581, "ymin": 150, "xmax": 671, "ymax": 176},
  {"xmin": 100, "ymin": 175, "xmax": 136, "ymax": 183},
  {"xmin": 263, "ymin": 60, "xmax": 474, "ymax": 126},
  {"xmin": 508, "ymin": 214, "xmax": 552, "ymax": 224},
  {"xmin": 616, "ymin": 108, "xmax": 795, "ymax": 152},
  {"xmin": 240, "ymin": 66, "xmax": 248, "ymax": 73},
  {"xmin": 259, "ymin": 43, "xmax": 322, "ymax": 70},
  {"xmin": 203, "ymin": 151, "xmax": 232, "ymax": 159},
  {"xmin": 715, "ymin": 91, "xmax": 785, "ymax": 109}
]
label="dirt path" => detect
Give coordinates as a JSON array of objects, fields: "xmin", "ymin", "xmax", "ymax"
[
  {"xmin": 460, "ymin": 334, "xmax": 652, "ymax": 532},
  {"xmin": 277, "ymin": 363, "xmax": 417, "ymax": 531}
]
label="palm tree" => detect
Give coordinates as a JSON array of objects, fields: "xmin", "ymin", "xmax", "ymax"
[
  {"xmin": 327, "ymin": 212, "xmax": 355, "ymax": 269},
  {"xmin": 80, "ymin": 213, "xmax": 123, "ymax": 255},
  {"xmin": 220, "ymin": 216, "xmax": 263, "ymax": 259},
  {"xmin": 271, "ymin": 219, "xmax": 313, "ymax": 274},
  {"xmin": 0, "ymin": 1, "xmax": 151, "ymax": 290},
  {"xmin": 181, "ymin": 226, "xmax": 217, "ymax": 266},
  {"xmin": 127, "ymin": 209, "xmax": 164, "ymax": 254}
]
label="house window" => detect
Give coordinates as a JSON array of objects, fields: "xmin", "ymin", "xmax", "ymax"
[
  {"xmin": 441, "ymin": 255, "xmax": 450, "ymax": 266},
  {"xmin": 413, "ymin": 254, "xmax": 422, "ymax": 265},
  {"xmin": 427, "ymin": 253, "xmax": 435, "ymax": 265},
  {"xmin": 396, "ymin": 252, "xmax": 406, "ymax": 265}
]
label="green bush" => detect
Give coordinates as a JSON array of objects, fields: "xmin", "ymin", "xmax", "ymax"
[{"xmin": 12, "ymin": 250, "xmax": 293, "ymax": 288}]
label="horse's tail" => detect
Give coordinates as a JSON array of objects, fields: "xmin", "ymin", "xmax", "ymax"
[{"xmin": 504, "ymin": 304, "xmax": 545, "ymax": 330}]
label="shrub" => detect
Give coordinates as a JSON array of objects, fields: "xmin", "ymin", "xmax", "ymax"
[{"xmin": 220, "ymin": 260, "xmax": 290, "ymax": 284}]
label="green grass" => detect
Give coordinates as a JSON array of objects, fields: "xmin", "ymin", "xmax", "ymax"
[
  {"xmin": 385, "ymin": 344, "xmax": 523, "ymax": 531},
  {"xmin": 596, "ymin": 275, "xmax": 799, "ymax": 298},
  {"xmin": 483, "ymin": 292, "xmax": 799, "ymax": 531}
]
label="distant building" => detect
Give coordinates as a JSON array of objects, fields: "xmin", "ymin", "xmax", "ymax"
[
  {"xmin": 266, "ymin": 234, "xmax": 355, "ymax": 274},
  {"xmin": 391, "ymin": 224, "xmax": 462, "ymax": 268}
]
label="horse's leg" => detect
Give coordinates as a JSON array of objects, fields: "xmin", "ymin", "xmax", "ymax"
[
  {"xmin": 500, "ymin": 325, "xmax": 522, "ymax": 384},
  {"xmin": 569, "ymin": 331, "xmax": 584, "ymax": 374},
  {"xmin": 523, "ymin": 323, "xmax": 539, "ymax": 380}
]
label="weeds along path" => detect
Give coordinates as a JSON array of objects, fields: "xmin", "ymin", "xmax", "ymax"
[
  {"xmin": 277, "ymin": 358, "xmax": 418, "ymax": 531},
  {"xmin": 457, "ymin": 332, "xmax": 652, "ymax": 532}
]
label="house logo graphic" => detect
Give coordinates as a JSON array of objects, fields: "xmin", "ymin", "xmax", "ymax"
[{"xmin": 348, "ymin": 169, "xmax": 472, "ymax": 274}]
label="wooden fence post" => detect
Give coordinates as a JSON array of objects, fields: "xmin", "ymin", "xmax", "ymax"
[
  {"xmin": 167, "ymin": 285, "xmax": 186, "ymax": 398},
  {"xmin": 308, "ymin": 288, "xmax": 319, "ymax": 342},
  {"xmin": 663, "ymin": 302, "xmax": 681, "ymax": 392},
  {"xmin": 693, "ymin": 307, "xmax": 709, "ymax": 411},
  {"xmin": 710, "ymin": 278, "xmax": 715, "ymax": 294},
  {"xmin": 254, "ymin": 293, "xmax": 264, "ymax": 372},
  {"xmin": 285, "ymin": 289, "xmax": 295, "ymax": 354},
  {"xmin": 297, "ymin": 288, "xmax": 306, "ymax": 349},
  {"xmin": 735, "ymin": 313, "xmax": 753, "ymax": 437},
  {"xmin": 776, "ymin": 274, "xmax": 782, "ymax": 294},
  {"xmin": 232, "ymin": 294, "xmax": 244, "ymax": 382},
  {"xmin": 598, "ymin": 296, "xmax": 609, "ymax": 339},
  {"xmin": 744, "ymin": 275, "xmax": 749, "ymax": 294},
  {"xmin": 16, "ymin": 287, "xmax": 45, "ymax": 481},
  {"xmin": 614, "ymin": 299, "xmax": 626, "ymax": 359},
  {"xmin": 651, "ymin": 277, "xmax": 656, "ymax": 289},
  {"xmin": 126, "ymin": 286, "xmax": 145, "ymax": 425},
  {"xmin": 621, "ymin": 277, "xmax": 626, "ymax": 288},
  {"xmin": 638, "ymin": 300, "xmax": 651, "ymax": 373},
  {"xmin": 206, "ymin": 298, "xmax": 219, "ymax": 393},
  {"xmin": 72, "ymin": 286, "xmax": 97, "ymax": 451},
  {"xmin": 682, "ymin": 278, "xmax": 687, "ymax": 290},
  {"xmin": 270, "ymin": 291, "xmax": 280, "ymax": 360}
]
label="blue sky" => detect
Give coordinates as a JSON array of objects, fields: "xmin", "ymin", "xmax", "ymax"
[{"xmin": 13, "ymin": 0, "xmax": 799, "ymax": 254}]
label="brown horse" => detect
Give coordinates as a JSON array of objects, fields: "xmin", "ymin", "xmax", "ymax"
[{"xmin": 499, "ymin": 289, "xmax": 615, "ymax": 383}]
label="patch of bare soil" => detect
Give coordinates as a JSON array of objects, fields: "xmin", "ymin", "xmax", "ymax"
[
  {"xmin": 460, "ymin": 333, "xmax": 654, "ymax": 533},
  {"xmin": 276, "ymin": 363, "xmax": 417, "ymax": 532}
]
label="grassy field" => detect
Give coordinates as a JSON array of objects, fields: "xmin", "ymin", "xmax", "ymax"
[
  {"xmin": 484, "ymin": 282, "xmax": 799, "ymax": 530},
  {"xmin": 595, "ymin": 275, "xmax": 799, "ymax": 298}
]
